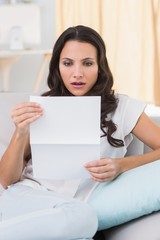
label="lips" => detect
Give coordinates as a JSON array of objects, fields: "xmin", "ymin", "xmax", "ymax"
[
  {"xmin": 71, "ymin": 82, "xmax": 86, "ymax": 86},
  {"xmin": 70, "ymin": 81, "xmax": 86, "ymax": 94}
]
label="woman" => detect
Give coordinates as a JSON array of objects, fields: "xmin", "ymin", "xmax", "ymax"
[{"xmin": 0, "ymin": 25, "xmax": 160, "ymax": 240}]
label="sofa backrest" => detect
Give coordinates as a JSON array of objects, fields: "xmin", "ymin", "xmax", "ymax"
[{"xmin": 0, "ymin": 92, "xmax": 30, "ymax": 157}]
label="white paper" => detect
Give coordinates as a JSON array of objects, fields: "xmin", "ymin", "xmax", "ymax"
[{"xmin": 30, "ymin": 96, "xmax": 101, "ymax": 180}]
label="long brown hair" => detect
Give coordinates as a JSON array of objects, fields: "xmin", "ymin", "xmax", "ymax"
[{"xmin": 42, "ymin": 25, "xmax": 124, "ymax": 147}]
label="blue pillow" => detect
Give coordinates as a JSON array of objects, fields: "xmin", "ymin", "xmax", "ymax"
[{"xmin": 88, "ymin": 160, "xmax": 160, "ymax": 230}]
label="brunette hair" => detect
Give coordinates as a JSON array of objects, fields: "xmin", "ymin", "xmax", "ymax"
[{"xmin": 42, "ymin": 25, "xmax": 124, "ymax": 147}]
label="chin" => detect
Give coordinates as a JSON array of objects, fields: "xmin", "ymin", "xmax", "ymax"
[{"xmin": 70, "ymin": 90, "xmax": 86, "ymax": 96}]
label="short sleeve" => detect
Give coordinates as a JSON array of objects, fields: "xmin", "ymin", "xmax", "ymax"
[{"xmin": 113, "ymin": 94, "xmax": 146, "ymax": 137}]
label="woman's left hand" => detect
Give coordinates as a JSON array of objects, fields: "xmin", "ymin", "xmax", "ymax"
[{"xmin": 84, "ymin": 158, "xmax": 122, "ymax": 182}]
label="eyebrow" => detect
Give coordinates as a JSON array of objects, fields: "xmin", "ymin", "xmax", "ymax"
[{"xmin": 60, "ymin": 57, "xmax": 96, "ymax": 61}]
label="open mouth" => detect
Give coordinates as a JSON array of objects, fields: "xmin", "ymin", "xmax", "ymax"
[{"xmin": 71, "ymin": 82, "xmax": 86, "ymax": 86}]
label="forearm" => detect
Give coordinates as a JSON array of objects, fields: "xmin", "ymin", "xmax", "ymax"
[
  {"xmin": 0, "ymin": 130, "xmax": 28, "ymax": 188},
  {"xmin": 85, "ymin": 148, "xmax": 160, "ymax": 182},
  {"xmin": 118, "ymin": 148, "xmax": 160, "ymax": 173}
]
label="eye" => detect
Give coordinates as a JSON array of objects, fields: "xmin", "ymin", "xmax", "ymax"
[
  {"xmin": 83, "ymin": 60, "xmax": 94, "ymax": 66},
  {"xmin": 62, "ymin": 60, "xmax": 73, "ymax": 66}
]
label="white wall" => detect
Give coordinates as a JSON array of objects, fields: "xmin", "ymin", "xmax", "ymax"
[{"xmin": 0, "ymin": 0, "xmax": 56, "ymax": 94}]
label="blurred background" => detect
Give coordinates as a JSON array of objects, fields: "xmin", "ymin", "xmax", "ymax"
[{"xmin": 0, "ymin": 0, "xmax": 159, "ymax": 105}]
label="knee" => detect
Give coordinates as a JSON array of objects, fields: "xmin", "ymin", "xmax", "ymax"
[
  {"xmin": 61, "ymin": 201, "xmax": 98, "ymax": 238},
  {"xmin": 78, "ymin": 202, "xmax": 98, "ymax": 233}
]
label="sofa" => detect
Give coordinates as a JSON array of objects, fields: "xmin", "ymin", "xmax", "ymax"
[
  {"xmin": 1, "ymin": 92, "xmax": 160, "ymax": 240},
  {"xmin": 95, "ymin": 105, "xmax": 160, "ymax": 239},
  {"xmin": 102, "ymin": 211, "xmax": 160, "ymax": 240}
]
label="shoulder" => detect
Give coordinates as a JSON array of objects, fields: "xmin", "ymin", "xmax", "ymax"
[
  {"xmin": 113, "ymin": 94, "xmax": 147, "ymax": 135},
  {"xmin": 115, "ymin": 93, "xmax": 146, "ymax": 112}
]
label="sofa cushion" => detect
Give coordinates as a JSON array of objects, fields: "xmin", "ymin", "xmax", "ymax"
[
  {"xmin": 0, "ymin": 93, "xmax": 30, "ymax": 158},
  {"xmin": 88, "ymin": 160, "xmax": 160, "ymax": 230}
]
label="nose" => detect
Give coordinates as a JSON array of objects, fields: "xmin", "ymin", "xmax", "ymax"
[{"xmin": 73, "ymin": 65, "xmax": 83, "ymax": 78}]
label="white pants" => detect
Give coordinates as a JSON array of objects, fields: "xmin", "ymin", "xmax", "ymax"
[{"xmin": 0, "ymin": 184, "xmax": 98, "ymax": 240}]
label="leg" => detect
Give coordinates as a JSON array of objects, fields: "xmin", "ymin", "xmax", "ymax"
[{"xmin": 0, "ymin": 184, "xmax": 98, "ymax": 240}]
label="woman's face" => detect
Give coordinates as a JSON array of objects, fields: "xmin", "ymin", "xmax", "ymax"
[{"xmin": 59, "ymin": 40, "xmax": 98, "ymax": 96}]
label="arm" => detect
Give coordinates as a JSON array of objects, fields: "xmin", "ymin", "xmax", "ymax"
[
  {"xmin": 0, "ymin": 102, "xmax": 43, "ymax": 188},
  {"xmin": 84, "ymin": 112, "xmax": 160, "ymax": 182},
  {"xmin": 118, "ymin": 113, "xmax": 160, "ymax": 171}
]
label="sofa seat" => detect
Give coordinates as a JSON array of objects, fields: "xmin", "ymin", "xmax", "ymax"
[{"xmin": 103, "ymin": 211, "xmax": 160, "ymax": 240}]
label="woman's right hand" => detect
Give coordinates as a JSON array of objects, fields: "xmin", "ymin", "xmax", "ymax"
[{"xmin": 11, "ymin": 102, "xmax": 43, "ymax": 135}]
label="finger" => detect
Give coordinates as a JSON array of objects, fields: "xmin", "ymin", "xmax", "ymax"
[
  {"xmin": 91, "ymin": 173, "xmax": 113, "ymax": 182},
  {"xmin": 12, "ymin": 105, "xmax": 43, "ymax": 125},
  {"xmin": 13, "ymin": 102, "xmax": 41, "ymax": 111},
  {"xmin": 84, "ymin": 159, "xmax": 107, "ymax": 168},
  {"xmin": 91, "ymin": 171, "xmax": 112, "ymax": 179},
  {"xmin": 14, "ymin": 110, "xmax": 43, "ymax": 124},
  {"xmin": 91, "ymin": 176, "xmax": 110, "ymax": 182},
  {"xmin": 86, "ymin": 165, "xmax": 107, "ymax": 174},
  {"xmin": 12, "ymin": 103, "xmax": 43, "ymax": 118},
  {"xmin": 14, "ymin": 112, "xmax": 42, "ymax": 126},
  {"xmin": 85, "ymin": 159, "xmax": 114, "ymax": 173}
]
